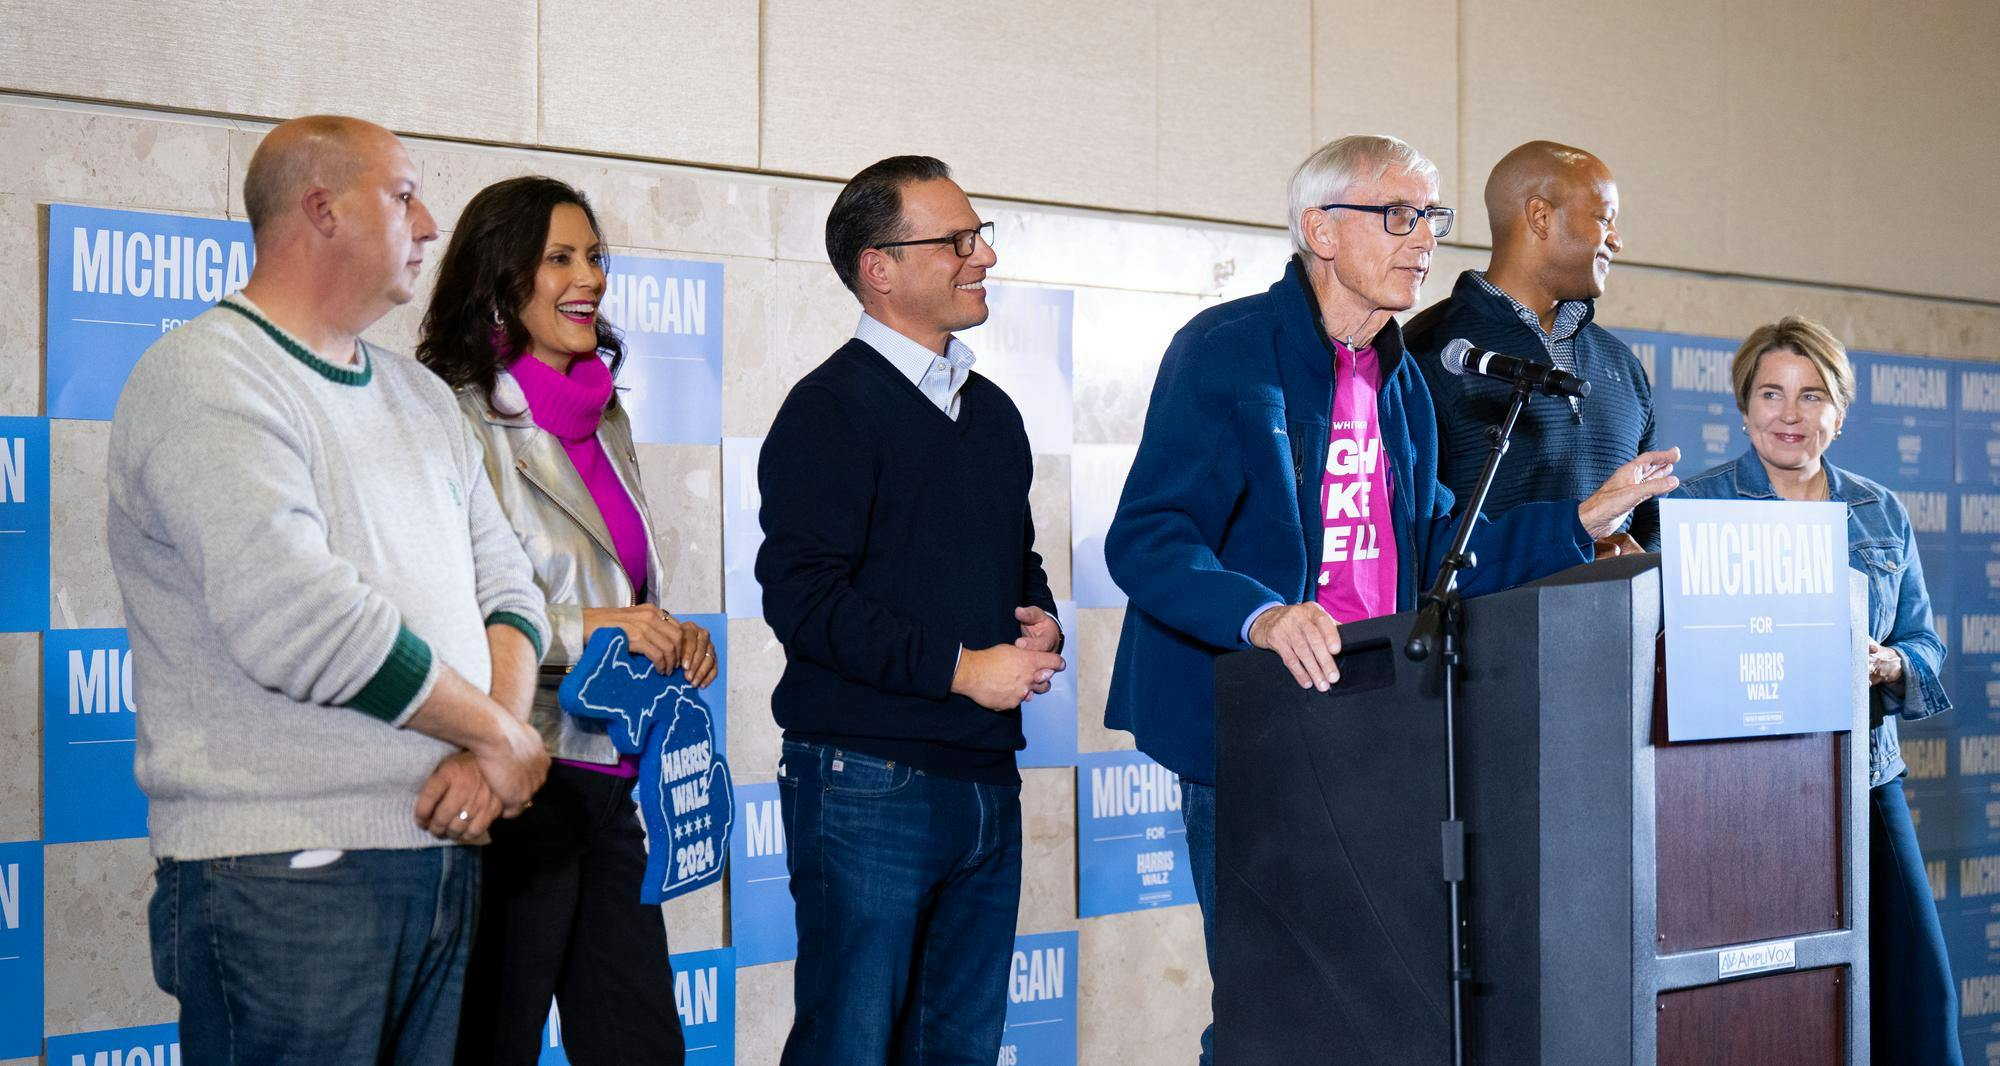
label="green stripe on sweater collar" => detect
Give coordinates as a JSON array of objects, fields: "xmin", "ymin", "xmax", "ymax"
[{"xmin": 218, "ymin": 298, "xmax": 373, "ymax": 386}]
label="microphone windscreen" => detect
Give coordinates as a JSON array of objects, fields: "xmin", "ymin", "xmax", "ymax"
[{"xmin": 1440, "ymin": 338, "xmax": 1474, "ymax": 376}]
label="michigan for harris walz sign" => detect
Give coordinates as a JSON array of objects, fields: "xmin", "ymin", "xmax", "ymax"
[{"xmin": 1660, "ymin": 499, "xmax": 1854, "ymax": 741}]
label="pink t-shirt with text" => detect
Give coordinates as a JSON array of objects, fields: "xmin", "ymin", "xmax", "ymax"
[{"xmin": 1315, "ymin": 342, "xmax": 1399, "ymax": 623}]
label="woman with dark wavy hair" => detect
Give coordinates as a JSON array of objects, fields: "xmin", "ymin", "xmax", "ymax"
[{"xmin": 420, "ymin": 175, "xmax": 711, "ymax": 1066}]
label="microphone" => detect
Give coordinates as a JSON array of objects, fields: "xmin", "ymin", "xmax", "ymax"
[{"xmin": 1440, "ymin": 338, "xmax": 1590, "ymax": 399}]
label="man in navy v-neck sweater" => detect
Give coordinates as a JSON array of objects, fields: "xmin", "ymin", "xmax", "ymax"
[{"xmin": 756, "ymin": 155, "xmax": 1065, "ymax": 1066}]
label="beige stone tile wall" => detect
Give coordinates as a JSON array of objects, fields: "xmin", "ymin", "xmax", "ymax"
[
  {"xmin": 0, "ymin": 634, "xmax": 38, "ymax": 844},
  {"xmin": 760, "ymin": 0, "xmax": 1160, "ymax": 213},
  {"xmin": 41, "ymin": 839, "xmax": 174, "ymax": 1035},
  {"xmin": 4, "ymin": 1, "xmax": 1996, "ymax": 299},
  {"xmin": 3, "ymin": 52, "xmax": 1997, "ymax": 1056}
]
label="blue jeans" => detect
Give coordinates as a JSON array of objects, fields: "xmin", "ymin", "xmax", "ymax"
[
  {"xmin": 149, "ymin": 846, "xmax": 480, "ymax": 1065},
  {"xmin": 1871, "ymin": 779, "xmax": 1962, "ymax": 1066},
  {"xmin": 1183, "ymin": 780, "xmax": 1219, "ymax": 1066},
  {"xmin": 778, "ymin": 739, "xmax": 1022, "ymax": 1065}
]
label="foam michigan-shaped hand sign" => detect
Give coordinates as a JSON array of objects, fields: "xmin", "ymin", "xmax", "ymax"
[{"xmin": 559, "ymin": 628, "xmax": 734, "ymax": 903}]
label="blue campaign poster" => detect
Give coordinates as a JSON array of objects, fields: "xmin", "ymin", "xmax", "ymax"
[
  {"xmin": 1956, "ymin": 970, "xmax": 2000, "ymax": 1061},
  {"xmin": 0, "ymin": 840, "xmax": 43, "ymax": 1059},
  {"xmin": 1951, "ymin": 784, "xmax": 2000, "ymax": 854},
  {"xmin": 999, "ymin": 931, "xmax": 1079, "ymax": 1066},
  {"xmin": 600, "ymin": 255, "xmax": 724, "ymax": 445},
  {"xmin": 1658, "ymin": 499, "xmax": 1855, "ymax": 741},
  {"xmin": 961, "ymin": 283, "xmax": 1075, "ymax": 456},
  {"xmin": 1958, "ymin": 485, "xmax": 2000, "ymax": 588},
  {"xmin": 538, "ymin": 999, "xmax": 565, "ymax": 1066},
  {"xmin": 673, "ymin": 946, "xmax": 736, "ymax": 1064},
  {"xmin": 721, "ymin": 436, "xmax": 764, "ymax": 619},
  {"xmin": 1897, "ymin": 486, "xmax": 1955, "ymax": 556},
  {"xmin": 45, "ymin": 1022, "xmax": 180, "ymax": 1065},
  {"xmin": 43, "ymin": 628, "xmax": 147, "ymax": 843},
  {"xmin": 1958, "ymin": 363, "xmax": 2000, "ymax": 486},
  {"xmin": 46, "ymin": 204, "xmax": 254, "ymax": 420},
  {"xmin": 1954, "ymin": 485, "xmax": 2000, "ymax": 728},
  {"xmin": 1941, "ymin": 853, "xmax": 2000, "ymax": 1057},
  {"xmin": 1957, "ymin": 610, "xmax": 2000, "ymax": 728},
  {"xmin": 1898, "ymin": 714, "xmax": 1955, "ymax": 858},
  {"xmin": 1845, "ymin": 351, "xmax": 1954, "ymax": 486},
  {"xmin": 0, "ymin": 417, "xmax": 49, "ymax": 633},
  {"xmin": 1075, "ymin": 750, "xmax": 1194, "ymax": 917},
  {"xmin": 1070, "ymin": 443, "xmax": 1138, "ymax": 609},
  {"xmin": 1020, "ymin": 599, "xmax": 1079, "ymax": 769},
  {"xmin": 727, "ymin": 780, "xmax": 796, "ymax": 966},
  {"xmin": 532, "ymin": 948, "xmax": 733, "ymax": 1063},
  {"xmin": 1613, "ymin": 330, "xmax": 1746, "ymax": 473},
  {"xmin": 1899, "ymin": 781, "xmax": 1958, "ymax": 858}
]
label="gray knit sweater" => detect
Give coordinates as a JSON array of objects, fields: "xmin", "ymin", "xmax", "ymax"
[{"xmin": 107, "ymin": 297, "xmax": 549, "ymax": 861}]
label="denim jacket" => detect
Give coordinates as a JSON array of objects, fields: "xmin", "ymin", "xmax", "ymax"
[{"xmin": 1672, "ymin": 450, "xmax": 1952, "ymax": 787}]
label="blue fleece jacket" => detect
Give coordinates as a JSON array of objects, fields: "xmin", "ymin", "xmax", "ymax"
[{"xmin": 1103, "ymin": 259, "xmax": 1594, "ymax": 784}]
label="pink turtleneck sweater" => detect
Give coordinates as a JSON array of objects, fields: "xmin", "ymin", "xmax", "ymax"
[
  {"xmin": 511, "ymin": 351, "xmax": 648, "ymax": 778},
  {"xmin": 510, "ymin": 352, "xmax": 650, "ymax": 592}
]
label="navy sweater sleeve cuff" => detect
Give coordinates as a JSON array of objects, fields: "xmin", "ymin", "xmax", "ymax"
[{"xmin": 919, "ymin": 632, "xmax": 961, "ymax": 702}]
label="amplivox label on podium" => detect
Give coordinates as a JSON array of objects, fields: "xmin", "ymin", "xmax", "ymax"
[
  {"xmin": 1660, "ymin": 499, "xmax": 1853, "ymax": 741},
  {"xmin": 1718, "ymin": 938, "xmax": 1796, "ymax": 979}
]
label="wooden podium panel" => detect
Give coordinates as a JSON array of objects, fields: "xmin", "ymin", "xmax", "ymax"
[
  {"xmin": 1656, "ymin": 967, "xmax": 1845, "ymax": 1065},
  {"xmin": 1654, "ymin": 731, "xmax": 1845, "ymax": 953}
]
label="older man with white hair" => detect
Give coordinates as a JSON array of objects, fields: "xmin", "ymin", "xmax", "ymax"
[{"xmin": 1102, "ymin": 134, "xmax": 1679, "ymax": 1063}]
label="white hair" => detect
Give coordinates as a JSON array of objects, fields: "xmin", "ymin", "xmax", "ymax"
[{"xmin": 1287, "ymin": 135, "xmax": 1440, "ymax": 257}]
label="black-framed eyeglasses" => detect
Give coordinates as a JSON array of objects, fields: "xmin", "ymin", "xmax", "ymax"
[
  {"xmin": 1318, "ymin": 202, "xmax": 1455, "ymax": 239},
  {"xmin": 875, "ymin": 220, "xmax": 996, "ymax": 257}
]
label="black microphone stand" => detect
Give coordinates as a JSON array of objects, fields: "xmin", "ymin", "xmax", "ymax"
[{"xmin": 1404, "ymin": 378, "xmax": 1535, "ymax": 1066}]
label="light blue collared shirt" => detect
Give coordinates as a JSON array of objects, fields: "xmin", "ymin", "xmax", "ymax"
[{"xmin": 855, "ymin": 313, "xmax": 977, "ymax": 420}]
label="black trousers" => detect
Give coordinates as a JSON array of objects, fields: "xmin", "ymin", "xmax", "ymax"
[{"xmin": 456, "ymin": 762, "xmax": 685, "ymax": 1065}]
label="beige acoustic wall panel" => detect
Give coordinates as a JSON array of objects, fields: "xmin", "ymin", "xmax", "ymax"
[
  {"xmin": 1155, "ymin": 0, "xmax": 1313, "ymax": 226},
  {"xmin": 1716, "ymin": 0, "xmax": 1869, "ymax": 295},
  {"xmin": 760, "ymin": 0, "xmax": 1159, "ymax": 212},
  {"xmin": 0, "ymin": 1, "xmax": 536, "ymax": 144},
  {"xmin": 537, "ymin": 0, "xmax": 760, "ymax": 168},
  {"xmin": 1719, "ymin": 0, "xmax": 2000, "ymax": 302},
  {"xmin": 1310, "ymin": 0, "xmax": 1459, "ymax": 218},
  {"xmin": 1459, "ymin": 0, "xmax": 1728, "ymax": 271},
  {"xmin": 1873, "ymin": 1, "xmax": 2000, "ymax": 303}
]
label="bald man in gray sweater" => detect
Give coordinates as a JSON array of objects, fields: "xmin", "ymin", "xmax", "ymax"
[{"xmin": 107, "ymin": 116, "xmax": 551, "ymax": 1065}]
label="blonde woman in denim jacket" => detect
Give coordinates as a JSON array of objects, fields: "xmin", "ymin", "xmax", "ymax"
[{"xmin": 1672, "ymin": 315, "xmax": 1957, "ymax": 1066}]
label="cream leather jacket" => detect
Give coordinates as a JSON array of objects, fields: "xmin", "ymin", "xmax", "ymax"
[{"xmin": 457, "ymin": 369, "xmax": 669, "ymax": 765}]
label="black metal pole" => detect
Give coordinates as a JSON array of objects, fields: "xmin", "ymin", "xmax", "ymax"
[{"xmin": 1406, "ymin": 381, "xmax": 1536, "ymax": 1066}]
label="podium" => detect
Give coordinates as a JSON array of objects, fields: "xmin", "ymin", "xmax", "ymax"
[{"xmin": 1212, "ymin": 556, "xmax": 1870, "ymax": 1064}]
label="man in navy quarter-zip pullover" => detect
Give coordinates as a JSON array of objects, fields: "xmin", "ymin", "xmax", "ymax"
[
  {"xmin": 756, "ymin": 155, "xmax": 1065, "ymax": 1066},
  {"xmin": 1407, "ymin": 140, "xmax": 1663, "ymax": 552},
  {"xmin": 1103, "ymin": 134, "xmax": 1681, "ymax": 1065}
]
